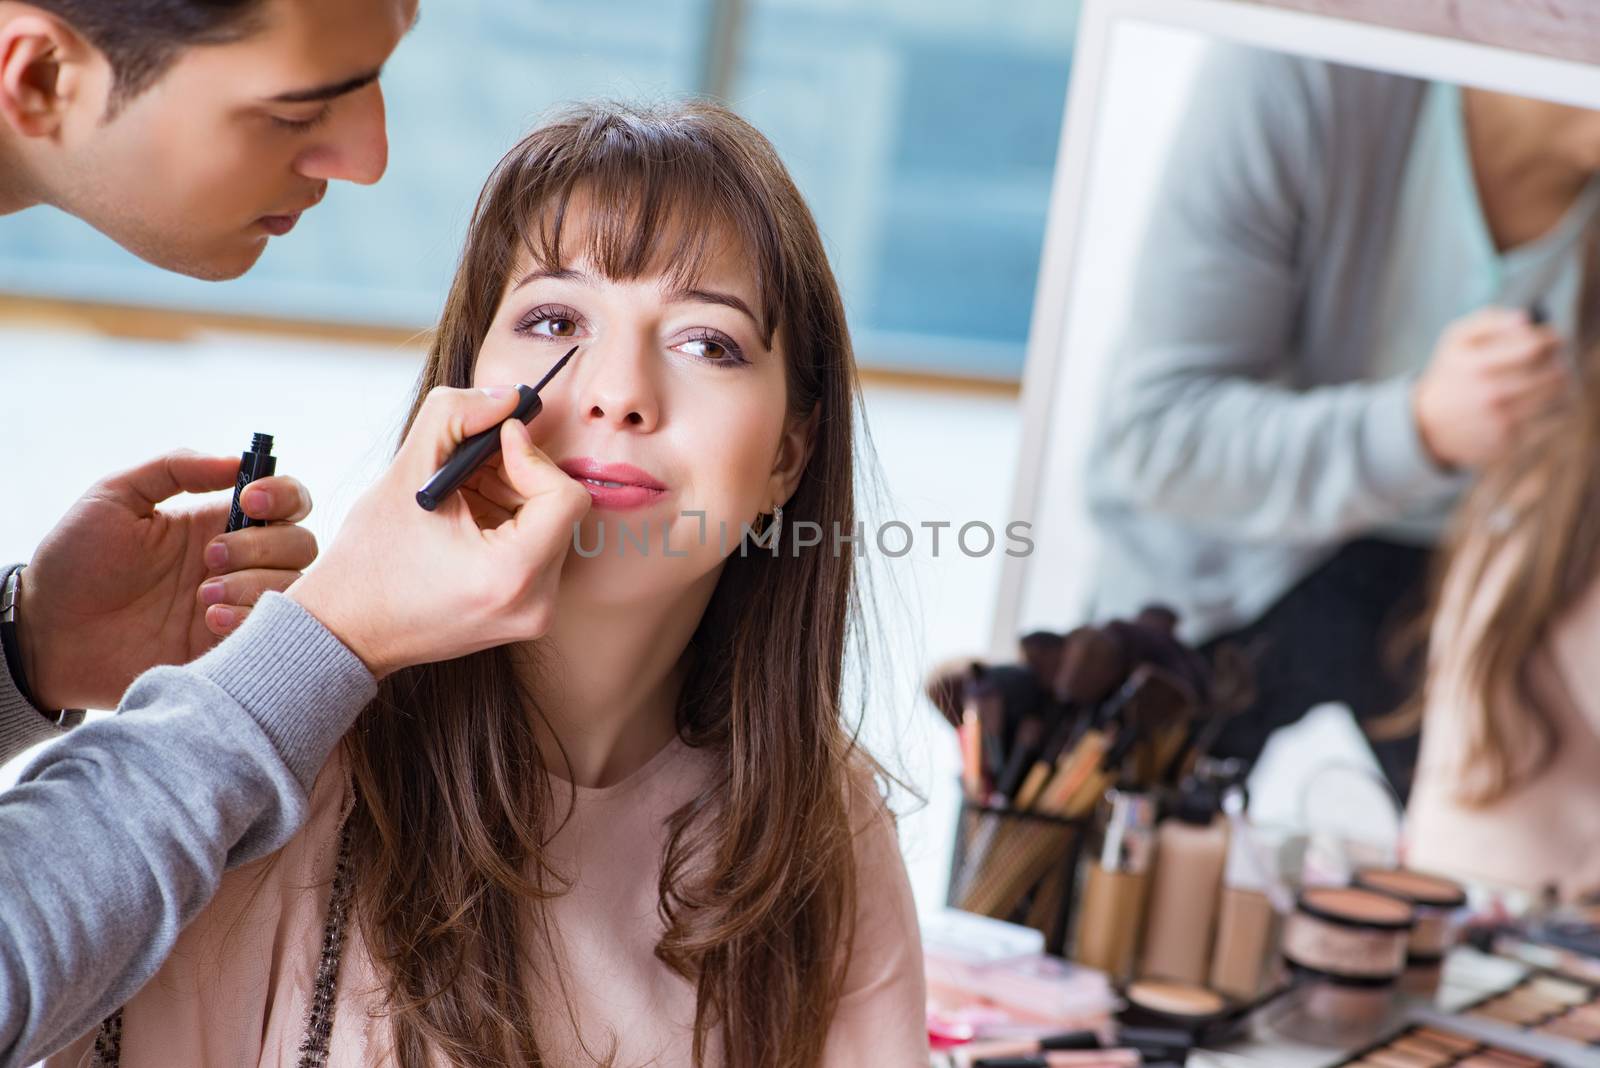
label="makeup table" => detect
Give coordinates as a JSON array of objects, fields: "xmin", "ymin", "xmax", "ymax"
[
  {"xmin": 931, "ymin": 950, "xmax": 1577, "ymax": 1068},
  {"xmin": 1187, "ymin": 950, "xmax": 1572, "ymax": 1067}
]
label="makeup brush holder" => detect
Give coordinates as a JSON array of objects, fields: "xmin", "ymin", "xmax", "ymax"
[{"xmin": 947, "ymin": 797, "xmax": 1089, "ymax": 955}]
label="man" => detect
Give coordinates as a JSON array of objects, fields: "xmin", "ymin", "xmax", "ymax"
[{"xmin": 0, "ymin": 3, "xmax": 592, "ymax": 1064}]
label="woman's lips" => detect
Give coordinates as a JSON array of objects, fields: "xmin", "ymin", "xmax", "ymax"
[
  {"xmin": 258, "ymin": 212, "xmax": 302, "ymax": 237},
  {"xmin": 558, "ymin": 458, "xmax": 669, "ymax": 511}
]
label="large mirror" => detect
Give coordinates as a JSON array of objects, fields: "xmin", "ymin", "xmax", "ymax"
[{"xmin": 989, "ymin": 0, "xmax": 1600, "ymax": 887}]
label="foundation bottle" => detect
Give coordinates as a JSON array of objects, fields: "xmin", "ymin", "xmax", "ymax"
[
  {"xmin": 1138, "ymin": 775, "xmax": 1228, "ymax": 985},
  {"xmin": 1073, "ymin": 788, "xmax": 1156, "ymax": 981},
  {"xmin": 1209, "ymin": 808, "xmax": 1279, "ymax": 1000}
]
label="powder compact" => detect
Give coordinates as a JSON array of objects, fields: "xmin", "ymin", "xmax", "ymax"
[
  {"xmin": 1283, "ymin": 886, "xmax": 1416, "ymax": 981},
  {"xmin": 1122, "ymin": 980, "xmax": 1228, "ymax": 1023},
  {"xmin": 1353, "ymin": 869, "xmax": 1468, "ymax": 997},
  {"xmin": 1116, "ymin": 978, "xmax": 1279, "ymax": 1049},
  {"xmin": 1276, "ymin": 886, "xmax": 1417, "ymax": 1045}
]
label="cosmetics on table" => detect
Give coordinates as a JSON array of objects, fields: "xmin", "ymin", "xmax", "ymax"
[
  {"xmin": 1120, "ymin": 980, "xmax": 1228, "ymax": 1032},
  {"xmin": 1209, "ymin": 803, "xmax": 1283, "ymax": 1000},
  {"xmin": 1327, "ymin": 1023, "xmax": 1553, "ymax": 1068},
  {"xmin": 1074, "ymin": 789, "xmax": 1156, "ymax": 982},
  {"xmin": 1403, "ymin": 970, "xmax": 1600, "ymax": 1065},
  {"xmin": 1277, "ymin": 886, "xmax": 1416, "ymax": 1045},
  {"xmin": 1138, "ymin": 775, "xmax": 1229, "ymax": 985},
  {"xmin": 1479, "ymin": 906, "xmax": 1600, "ymax": 986},
  {"xmin": 968, "ymin": 1054, "xmax": 1141, "ymax": 1068},
  {"xmin": 951, "ymin": 1031, "xmax": 1131, "ymax": 1068},
  {"xmin": 1485, "ymin": 929, "xmax": 1600, "ymax": 987},
  {"xmin": 924, "ymin": 908, "xmax": 1117, "ymax": 1037},
  {"xmin": 1115, "ymin": 976, "xmax": 1295, "ymax": 1055},
  {"xmin": 1353, "ymin": 869, "xmax": 1468, "ymax": 997}
]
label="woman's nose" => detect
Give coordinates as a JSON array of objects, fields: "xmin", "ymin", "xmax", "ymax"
[{"xmin": 575, "ymin": 336, "xmax": 660, "ymax": 432}]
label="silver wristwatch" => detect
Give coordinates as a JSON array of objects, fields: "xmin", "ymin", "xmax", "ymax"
[{"xmin": 1, "ymin": 567, "xmax": 87, "ymax": 728}]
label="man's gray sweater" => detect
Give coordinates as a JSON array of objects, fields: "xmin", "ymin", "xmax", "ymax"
[{"xmin": 0, "ymin": 562, "xmax": 375, "ymax": 1066}]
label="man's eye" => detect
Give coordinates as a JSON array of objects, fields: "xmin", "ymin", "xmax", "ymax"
[{"xmin": 270, "ymin": 108, "xmax": 331, "ymax": 132}]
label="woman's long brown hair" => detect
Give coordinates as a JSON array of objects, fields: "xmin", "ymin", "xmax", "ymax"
[
  {"xmin": 1400, "ymin": 230, "xmax": 1600, "ymax": 806},
  {"xmin": 342, "ymin": 101, "xmax": 876, "ymax": 1066}
]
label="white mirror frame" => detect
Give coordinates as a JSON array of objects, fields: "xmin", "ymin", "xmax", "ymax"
[{"xmin": 991, "ymin": 0, "xmax": 1600, "ymax": 656}]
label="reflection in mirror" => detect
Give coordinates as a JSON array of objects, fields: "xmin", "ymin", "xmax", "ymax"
[{"xmin": 1011, "ymin": 21, "xmax": 1600, "ymax": 901}]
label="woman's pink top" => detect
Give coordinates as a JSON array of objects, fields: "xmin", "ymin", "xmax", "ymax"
[
  {"xmin": 46, "ymin": 737, "xmax": 928, "ymax": 1067},
  {"xmin": 1406, "ymin": 525, "xmax": 1600, "ymax": 900}
]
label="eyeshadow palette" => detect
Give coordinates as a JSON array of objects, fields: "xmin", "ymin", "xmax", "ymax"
[
  {"xmin": 1328, "ymin": 1024, "xmax": 1552, "ymax": 1067},
  {"xmin": 1408, "ymin": 972, "xmax": 1600, "ymax": 1068}
]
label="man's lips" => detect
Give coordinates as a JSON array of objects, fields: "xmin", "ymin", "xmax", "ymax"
[
  {"xmin": 258, "ymin": 185, "xmax": 326, "ymax": 237},
  {"xmin": 557, "ymin": 458, "xmax": 669, "ymax": 510},
  {"xmin": 257, "ymin": 212, "xmax": 301, "ymax": 237}
]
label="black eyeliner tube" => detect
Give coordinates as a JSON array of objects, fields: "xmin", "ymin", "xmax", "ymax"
[
  {"xmin": 226, "ymin": 433, "xmax": 277, "ymax": 533},
  {"xmin": 415, "ymin": 344, "xmax": 579, "ymax": 512}
]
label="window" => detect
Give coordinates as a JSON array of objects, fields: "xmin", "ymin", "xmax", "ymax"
[{"xmin": 0, "ymin": 0, "xmax": 1078, "ymax": 378}]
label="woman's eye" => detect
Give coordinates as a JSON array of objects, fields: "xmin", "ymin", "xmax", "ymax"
[
  {"xmin": 515, "ymin": 307, "xmax": 587, "ymax": 339},
  {"xmin": 677, "ymin": 334, "xmax": 746, "ymax": 364},
  {"xmin": 683, "ymin": 338, "xmax": 727, "ymax": 360},
  {"xmin": 535, "ymin": 317, "xmax": 579, "ymax": 338}
]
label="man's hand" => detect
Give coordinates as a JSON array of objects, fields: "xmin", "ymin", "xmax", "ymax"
[
  {"xmin": 1414, "ymin": 307, "xmax": 1569, "ymax": 470},
  {"xmin": 19, "ymin": 451, "xmax": 318, "ymax": 711},
  {"xmin": 287, "ymin": 386, "xmax": 591, "ymax": 679}
]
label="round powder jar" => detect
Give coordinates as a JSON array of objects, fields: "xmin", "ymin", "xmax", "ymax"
[
  {"xmin": 1282, "ymin": 886, "xmax": 1415, "ymax": 982},
  {"xmin": 1353, "ymin": 868, "xmax": 1467, "ymax": 996}
]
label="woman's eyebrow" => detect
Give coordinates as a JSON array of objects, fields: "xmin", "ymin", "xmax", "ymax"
[
  {"xmin": 512, "ymin": 266, "xmax": 591, "ymax": 292},
  {"xmin": 668, "ymin": 287, "xmax": 759, "ymax": 329}
]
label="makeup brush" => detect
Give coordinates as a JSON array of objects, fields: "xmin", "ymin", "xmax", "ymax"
[
  {"xmin": 1104, "ymin": 617, "xmax": 1211, "ymax": 708},
  {"xmin": 1014, "ymin": 710, "xmax": 1087, "ymax": 810},
  {"xmin": 1019, "ymin": 630, "xmax": 1067, "ymax": 690},
  {"xmin": 417, "ymin": 345, "xmax": 579, "ymax": 511},
  {"xmin": 924, "ymin": 658, "xmax": 978, "ymax": 730},
  {"xmin": 1135, "ymin": 605, "xmax": 1179, "ymax": 636},
  {"xmin": 982, "ymin": 663, "xmax": 1050, "ymax": 755},
  {"xmin": 965, "ymin": 668, "xmax": 1009, "ymax": 790},
  {"xmin": 995, "ymin": 715, "xmax": 1047, "ymax": 801},
  {"xmin": 1053, "ymin": 626, "xmax": 1130, "ymax": 707}
]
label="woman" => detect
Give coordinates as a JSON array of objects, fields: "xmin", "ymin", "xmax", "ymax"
[
  {"xmin": 51, "ymin": 101, "xmax": 926, "ymax": 1067},
  {"xmin": 1404, "ymin": 238, "xmax": 1600, "ymax": 901}
]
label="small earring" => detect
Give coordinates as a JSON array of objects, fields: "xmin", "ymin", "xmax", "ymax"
[{"xmin": 770, "ymin": 503, "xmax": 783, "ymax": 545}]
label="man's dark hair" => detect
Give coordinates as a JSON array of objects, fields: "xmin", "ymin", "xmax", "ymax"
[{"xmin": 33, "ymin": 0, "xmax": 268, "ymax": 110}]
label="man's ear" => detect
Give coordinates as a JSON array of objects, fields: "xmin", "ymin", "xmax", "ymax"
[
  {"xmin": 769, "ymin": 403, "xmax": 821, "ymax": 507},
  {"xmin": 0, "ymin": 9, "xmax": 98, "ymax": 139}
]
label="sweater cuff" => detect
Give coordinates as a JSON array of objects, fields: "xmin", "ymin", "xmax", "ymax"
[
  {"xmin": 1362, "ymin": 375, "xmax": 1469, "ymax": 508},
  {"xmin": 187, "ymin": 591, "xmax": 377, "ymax": 789},
  {"xmin": 0, "ymin": 563, "xmax": 63, "ymax": 761}
]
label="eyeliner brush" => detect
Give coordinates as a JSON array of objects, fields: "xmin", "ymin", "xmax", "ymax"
[{"xmin": 416, "ymin": 344, "xmax": 579, "ymax": 511}]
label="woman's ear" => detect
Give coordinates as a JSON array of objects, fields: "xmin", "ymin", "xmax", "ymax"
[
  {"xmin": 0, "ymin": 11, "xmax": 99, "ymax": 140},
  {"xmin": 769, "ymin": 404, "xmax": 820, "ymax": 507}
]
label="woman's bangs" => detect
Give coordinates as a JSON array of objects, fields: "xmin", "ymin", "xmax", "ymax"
[{"xmin": 508, "ymin": 122, "xmax": 784, "ymax": 346}]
